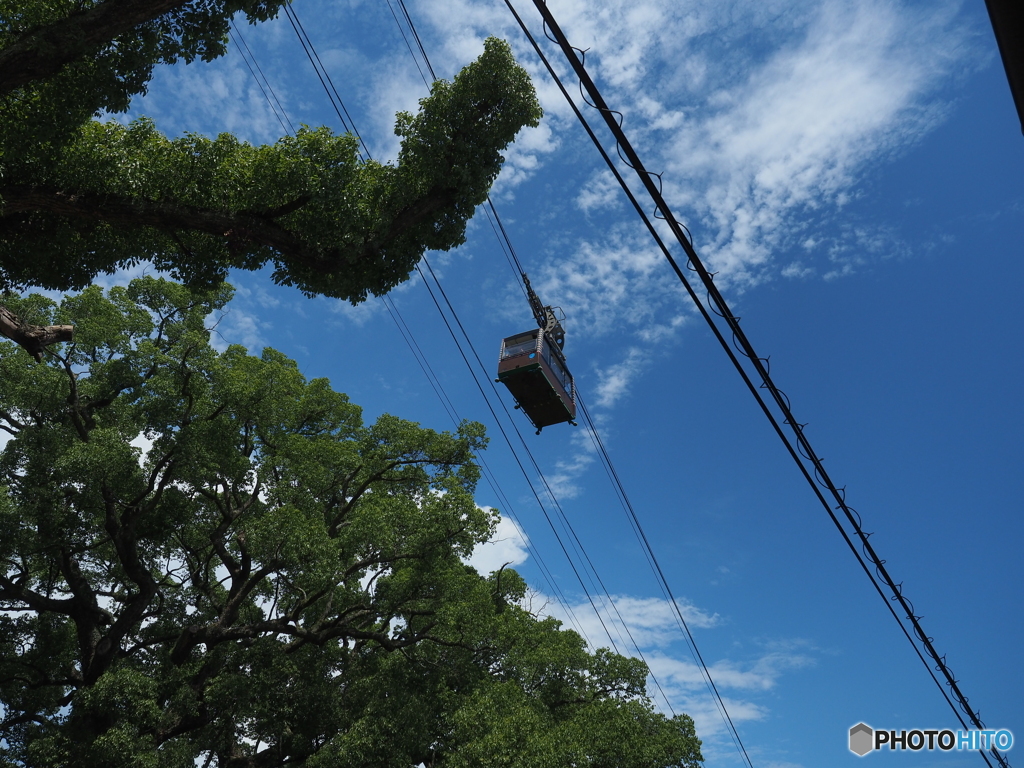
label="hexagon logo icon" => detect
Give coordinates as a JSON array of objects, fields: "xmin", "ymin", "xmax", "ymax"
[{"xmin": 850, "ymin": 723, "xmax": 874, "ymax": 756}]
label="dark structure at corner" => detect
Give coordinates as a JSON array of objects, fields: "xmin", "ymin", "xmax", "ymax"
[{"xmin": 986, "ymin": 0, "xmax": 1024, "ymax": 134}]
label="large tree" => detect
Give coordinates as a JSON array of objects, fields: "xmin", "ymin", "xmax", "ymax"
[
  {"xmin": 0, "ymin": 279, "xmax": 703, "ymax": 768},
  {"xmin": 0, "ymin": 0, "xmax": 541, "ymax": 353}
]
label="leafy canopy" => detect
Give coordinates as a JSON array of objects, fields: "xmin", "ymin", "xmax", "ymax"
[
  {"xmin": 0, "ymin": 279, "xmax": 703, "ymax": 768},
  {"xmin": 0, "ymin": 1, "xmax": 541, "ymax": 301}
]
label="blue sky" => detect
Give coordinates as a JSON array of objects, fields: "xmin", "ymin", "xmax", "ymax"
[{"xmin": 101, "ymin": 0, "xmax": 1024, "ymax": 765}]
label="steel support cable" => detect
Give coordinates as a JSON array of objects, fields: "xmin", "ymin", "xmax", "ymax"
[
  {"xmin": 378, "ymin": 293, "xmax": 592, "ymax": 643},
  {"xmin": 374, "ymin": 3, "xmax": 623, "ymax": 652},
  {"xmin": 282, "ymin": 2, "xmax": 371, "ymax": 159},
  {"xmin": 412, "ymin": 262, "xmax": 620, "ymax": 656},
  {"xmin": 514, "ymin": 2, "xmax": 1007, "ymax": 765},
  {"xmin": 380, "ymin": 0, "xmax": 677, "ymax": 678},
  {"xmin": 575, "ymin": 394, "xmax": 672, "ymax": 609},
  {"xmin": 397, "ymin": 0, "xmax": 436, "ymax": 80},
  {"xmin": 416, "ymin": 258, "xmax": 626, "ymax": 660},
  {"xmin": 416, "ymin": 260, "xmax": 613, "ymax": 643},
  {"xmin": 380, "ymin": 0, "xmax": 680, "ymax": 717},
  {"xmin": 482, "ymin": 206, "xmax": 530, "ymax": 304},
  {"xmin": 384, "ymin": 0, "xmax": 431, "ymax": 88},
  {"xmin": 483, "ymin": 203, "xmax": 530, "ymax": 304},
  {"xmin": 415, "ymin": 258, "xmax": 681, "ymax": 716},
  {"xmin": 232, "ymin": 10, "xmax": 594, "ymax": 650},
  {"xmin": 385, "ymin": 2, "xmax": 532, "ymax": 299}
]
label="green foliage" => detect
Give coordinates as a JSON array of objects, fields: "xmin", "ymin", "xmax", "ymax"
[
  {"xmin": 0, "ymin": 0, "xmax": 542, "ymax": 302},
  {"xmin": 0, "ymin": 280, "xmax": 702, "ymax": 768},
  {"xmin": 0, "ymin": 1, "xmax": 288, "ymax": 159}
]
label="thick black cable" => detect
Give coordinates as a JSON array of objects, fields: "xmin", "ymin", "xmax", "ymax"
[
  {"xmin": 505, "ymin": 2, "xmax": 992, "ymax": 764},
  {"xmin": 534, "ymin": 2, "xmax": 998, "ymax": 756},
  {"xmin": 515, "ymin": 2, "xmax": 1006, "ymax": 765}
]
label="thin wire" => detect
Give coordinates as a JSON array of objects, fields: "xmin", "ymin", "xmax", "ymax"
[
  {"xmin": 387, "ymin": 0, "xmax": 681, "ymax": 719},
  {"xmin": 512, "ymin": 1, "xmax": 1007, "ymax": 765},
  {"xmin": 416, "ymin": 259, "xmax": 678, "ymax": 715},
  {"xmin": 378, "ymin": 292, "xmax": 591, "ymax": 641},
  {"xmin": 283, "ymin": 2, "xmax": 372, "ymax": 159},
  {"xmin": 382, "ymin": 0, "xmax": 623, "ymax": 650},
  {"xmin": 384, "ymin": 0, "xmax": 430, "ymax": 88},
  {"xmin": 415, "ymin": 261, "xmax": 620, "ymax": 651},
  {"xmin": 397, "ymin": 0, "xmax": 437, "ymax": 80},
  {"xmin": 229, "ymin": 24, "xmax": 295, "ymax": 136}
]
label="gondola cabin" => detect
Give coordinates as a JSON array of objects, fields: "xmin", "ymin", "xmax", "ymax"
[{"xmin": 497, "ymin": 328, "xmax": 576, "ymax": 432}]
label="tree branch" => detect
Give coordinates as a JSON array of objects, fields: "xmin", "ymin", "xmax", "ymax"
[
  {"xmin": 1, "ymin": 185, "xmax": 316, "ymax": 262},
  {"xmin": 0, "ymin": 304, "xmax": 73, "ymax": 361},
  {"xmin": 0, "ymin": 183, "xmax": 458, "ymax": 280},
  {"xmin": 0, "ymin": 0, "xmax": 191, "ymax": 96}
]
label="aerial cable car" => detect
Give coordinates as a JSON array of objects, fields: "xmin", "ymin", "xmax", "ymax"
[{"xmin": 496, "ymin": 274, "xmax": 577, "ymax": 434}]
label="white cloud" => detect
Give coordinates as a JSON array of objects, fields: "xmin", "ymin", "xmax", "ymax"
[
  {"xmin": 576, "ymin": 169, "xmax": 622, "ymax": 214},
  {"xmin": 594, "ymin": 346, "xmax": 649, "ymax": 408},
  {"xmin": 93, "ymin": 261, "xmax": 166, "ymax": 290},
  {"xmin": 130, "ymin": 433, "xmax": 156, "ymax": 465},
  {"xmin": 532, "ymin": 228, "xmax": 682, "ymax": 340},
  {"xmin": 542, "ymin": 593, "xmax": 720, "ymax": 652},
  {"xmin": 466, "ymin": 512, "xmax": 531, "ymax": 574},
  {"xmin": 659, "ymin": 0, "xmax": 970, "ymax": 289},
  {"xmin": 209, "ymin": 304, "xmax": 269, "ymax": 353},
  {"xmin": 130, "ymin": 51, "xmax": 291, "ymax": 143},
  {"xmin": 533, "ymin": 585, "xmax": 814, "ymax": 750}
]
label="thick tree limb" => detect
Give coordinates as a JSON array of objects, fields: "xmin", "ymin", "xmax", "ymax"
[
  {"xmin": 0, "ymin": 0, "xmax": 190, "ymax": 96},
  {"xmin": 1, "ymin": 183, "xmax": 457, "ymax": 276},
  {"xmin": 2, "ymin": 184, "xmax": 315, "ymax": 260},
  {"xmin": 0, "ymin": 304, "xmax": 73, "ymax": 361}
]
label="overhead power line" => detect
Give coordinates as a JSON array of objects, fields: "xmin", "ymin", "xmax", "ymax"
[
  {"xmin": 378, "ymin": 2, "xmax": 699, "ymax": 719},
  {"xmin": 243, "ymin": 0, "xmax": 773, "ymax": 746},
  {"xmin": 504, "ymin": 2, "xmax": 1010, "ymax": 767},
  {"xmin": 282, "ymin": 2, "xmax": 371, "ymax": 159},
  {"xmin": 381, "ymin": 0, "xmax": 771, "ymax": 742}
]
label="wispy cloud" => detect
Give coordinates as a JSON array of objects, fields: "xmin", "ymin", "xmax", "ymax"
[
  {"xmin": 209, "ymin": 303, "xmax": 270, "ymax": 353},
  {"xmin": 466, "ymin": 511, "xmax": 531, "ymax": 574},
  {"xmin": 663, "ymin": 0, "xmax": 973, "ymax": 288},
  {"xmin": 532, "ymin": 584, "xmax": 815, "ymax": 748},
  {"xmin": 548, "ymin": 593, "xmax": 720, "ymax": 651},
  {"xmin": 415, "ymin": 0, "xmax": 976, "ymax": 288},
  {"xmin": 129, "ymin": 52, "xmax": 292, "ymax": 143},
  {"xmin": 594, "ymin": 346, "xmax": 650, "ymax": 407}
]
